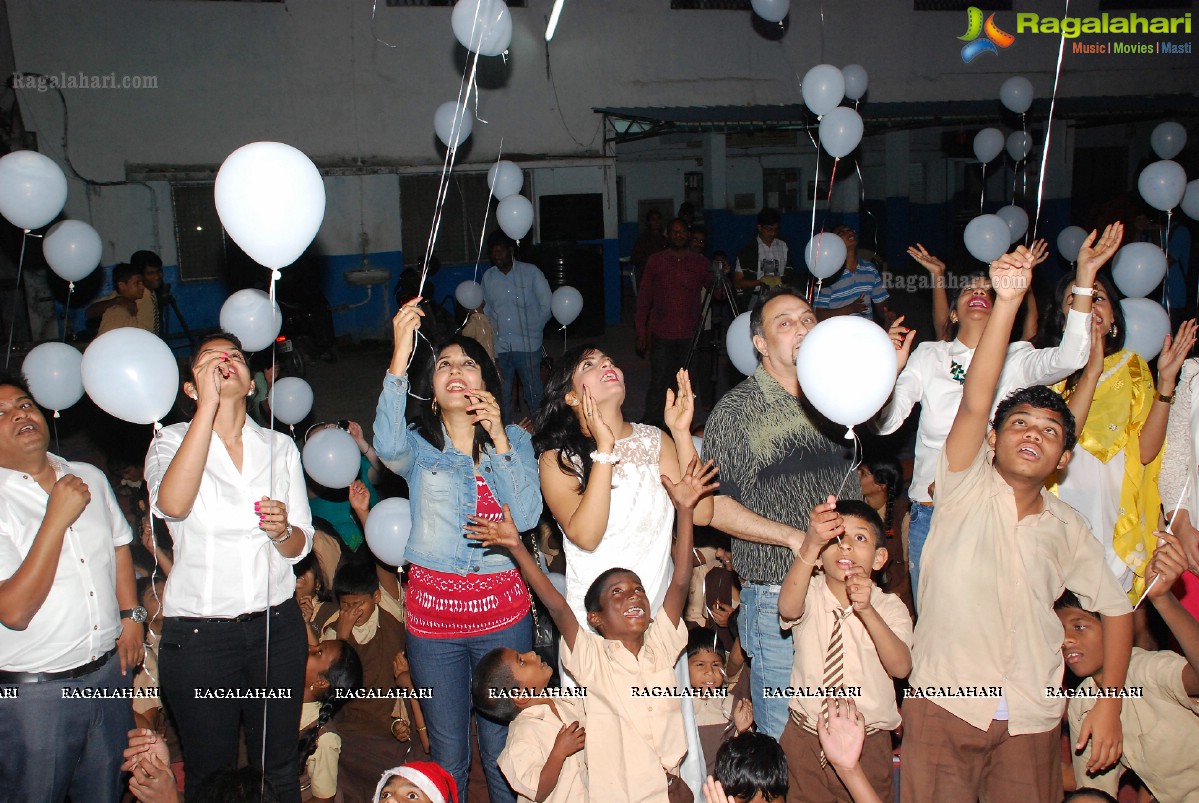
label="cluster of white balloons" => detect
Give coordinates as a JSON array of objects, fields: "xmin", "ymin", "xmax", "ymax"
[
  {"xmin": 487, "ymin": 159, "xmax": 533, "ymax": 241},
  {"xmin": 973, "ymin": 127, "xmax": 1036, "ymax": 165},
  {"xmin": 1137, "ymin": 121, "xmax": 1190, "ymax": 214},
  {"xmin": 800, "ymin": 64, "xmax": 866, "ymax": 158},
  {"xmin": 435, "ymin": 0, "xmax": 514, "ymax": 153},
  {"xmin": 963, "ymin": 214, "xmax": 1011, "ymax": 263}
]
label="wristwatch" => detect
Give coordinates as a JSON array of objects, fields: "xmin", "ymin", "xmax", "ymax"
[
  {"xmin": 271, "ymin": 524, "xmax": 294, "ymax": 544},
  {"xmin": 120, "ymin": 606, "xmax": 149, "ymax": 624}
]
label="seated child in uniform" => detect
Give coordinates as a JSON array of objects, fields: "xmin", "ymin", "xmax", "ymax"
[{"xmin": 466, "ymin": 457, "xmax": 718, "ymax": 803}]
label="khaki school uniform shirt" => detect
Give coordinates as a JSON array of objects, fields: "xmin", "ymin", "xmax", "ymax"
[
  {"xmin": 561, "ymin": 616, "xmax": 688, "ymax": 803},
  {"xmin": 497, "ymin": 697, "xmax": 587, "ymax": 803},
  {"xmin": 300, "ymin": 700, "xmax": 342, "ymax": 800},
  {"xmin": 97, "ymin": 291, "xmax": 156, "ymax": 335},
  {"xmin": 1069, "ymin": 647, "xmax": 1199, "ymax": 802},
  {"xmin": 911, "ymin": 444, "xmax": 1131, "ymax": 734},
  {"xmin": 781, "ymin": 574, "xmax": 911, "ymax": 730}
]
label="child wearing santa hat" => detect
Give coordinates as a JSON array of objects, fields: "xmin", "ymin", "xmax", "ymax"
[{"xmin": 372, "ymin": 761, "xmax": 459, "ymax": 803}]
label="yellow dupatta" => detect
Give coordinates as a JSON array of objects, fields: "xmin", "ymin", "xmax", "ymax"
[{"xmin": 1051, "ymin": 350, "xmax": 1162, "ymax": 600}]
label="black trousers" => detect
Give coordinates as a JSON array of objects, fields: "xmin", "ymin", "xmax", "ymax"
[
  {"xmin": 160, "ymin": 598, "xmax": 307, "ymax": 803},
  {"xmin": 643, "ymin": 336, "xmax": 692, "ymax": 427}
]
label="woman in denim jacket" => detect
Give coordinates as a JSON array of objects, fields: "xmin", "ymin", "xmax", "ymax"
[{"xmin": 372, "ymin": 298, "xmax": 542, "ymax": 803}]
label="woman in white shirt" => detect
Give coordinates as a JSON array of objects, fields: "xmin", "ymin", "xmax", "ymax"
[
  {"xmin": 874, "ymin": 232, "xmax": 1113, "ymax": 605},
  {"xmin": 144, "ymin": 332, "xmax": 314, "ymax": 802}
]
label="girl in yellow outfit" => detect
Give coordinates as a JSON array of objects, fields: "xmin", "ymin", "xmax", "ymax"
[{"xmin": 1036, "ymin": 248, "xmax": 1195, "ymax": 600}]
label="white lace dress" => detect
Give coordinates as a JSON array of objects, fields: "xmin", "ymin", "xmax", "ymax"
[{"xmin": 562, "ymin": 422, "xmax": 676, "ymax": 625}]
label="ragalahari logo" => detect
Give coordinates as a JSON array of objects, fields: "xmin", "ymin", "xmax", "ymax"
[{"xmin": 959, "ymin": 7, "xmax": 1016, "ymax": 63}]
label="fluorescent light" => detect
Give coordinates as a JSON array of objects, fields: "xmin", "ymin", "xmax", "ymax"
[{"xmin": 545, "ymin": 0, "xmax": 566, "ymax": 41}]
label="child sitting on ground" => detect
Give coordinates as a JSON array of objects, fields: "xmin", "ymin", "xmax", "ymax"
[
  {"xmin": 299, "ymin": 630, "xmax": 363, "ymax": 803},
  {"xmin": 471, "ymin": 644, "xmax": 586, "ymax": 803},
  {"xmin": 687, "ymin": 627, "xmax": 753, "ymax": 778},
  {"xmin": 1056, "ymin": 530, "xmax": 1199, "ymax": 801},
  {"xmin": 467, "ymin": 457, "xmax": 719, "ymax": 803},
  {"xmin": 372, "ymin": 762, "xmax": 459, "ymax": 803},
  {"xmin": 776, "ymin": 498, "xmax": 911, "ymax": 803}
]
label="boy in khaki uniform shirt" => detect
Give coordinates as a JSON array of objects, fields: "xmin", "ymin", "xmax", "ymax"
[
  {"xmin": 777, "ymin": 499, "xmax": 912, "ymax": 803},
  {"xmin": 1058, "ymin": 531, "xmax": 1199, "ymax": 802},
  {"xmin": 901, "ymin": 247, "xmax": 1133, "ymax": 803}
]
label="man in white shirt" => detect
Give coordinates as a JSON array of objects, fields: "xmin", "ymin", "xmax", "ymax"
[
  {"xmin": 0, "ymin": 375, "xmax": 142, "ymax": 803},
  {"xmin": 733, "ymin": 207, "xmax": 794, "ymax": 311}
]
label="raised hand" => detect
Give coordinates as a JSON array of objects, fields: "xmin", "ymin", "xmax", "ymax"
[
  {"xmin": 465, "ymin": 503, "xmax": 522, "ymax": 550},
  {"xmin": 1157, "ymin": 319, "xmax": 1197, "ymax": 391},
  {"xmin": 702, "ymin": 776, "xmax": 736, "ymax": 803},
  {"xmin": 388, "ymin": 297, "xmax": 425, "ymax": 376},
  {"xmin": 887, "ymin": 316, "xmax": 916, "ymax": 375},
  {"xmin": 732, "ymin": 698, "xmax": 754, "ymax": 734},
  {"xmin": 800, "ymin": 496, "xmax": 844, "ymax": 559},
  {"xmin": 661, "ymin": 457, "xmax": 720, "ymax": 512},
  {"xmin": 1029, "ymin": 238, "xmax": 1050, "ymax": 267},
  {"xmin": 988, "ymin": 249, "xmax": 1034, "ymax": 302},
  {"xmin": 46, "ymin": 474, "xmax": 91, "ymax": 531},
  {"xmin": 346, "ymin": 420, "xmax": 369, "ymax": 452},
  {"xmin": 907, "ymin": 244, "xmax": 945, "ymax": 276},
  {"xmin": 465, "ymin": 388, "xmax": 508, "ymax": 449},
  {"xmin": 845, "ymin": 566, "xmax": 875, "ymax": 613},
  {"xmin": 348, "ymin": 480, "xmax": 371, "ymax": 520},
  {"xmin": 581, "ymin": 386, "xmax": 615, "ymax": 453},
  {"xmin": 1147, "ymin": 531, "xmax": 1187, "ymax": 600},
  {"xmin": 663, "ymin": 369, "xmax": 696, "ymax": 435},
  {"xmin": 1077, "ymin": 222, "xmax": 1124, "ymax": 283},
  {"xmin": 818, "ymin": 697, "xmax": 867, "ymax": 771}
]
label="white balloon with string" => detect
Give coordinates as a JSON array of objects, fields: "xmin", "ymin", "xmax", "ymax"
[
  {"xmin": 451, "ymin": 0, "xmax": 512, "ymax": 57},
  {"xmin": 497, "ymin": 195, "xmax": 534, "ymax": 241},
  {"xmin": 1150, "ymin": 122, "xmax": 1187, "ymax": 161},
  {"xmin": 796, "ymin": 316, "xmax": 897, "ymax": 437},
  {"xmin": 270, "ymin": 377, "xmax": 314, "ymax": 426},
  {"xmin": 1121, "ymin": 298, "xmax": 1171, "ymax": 361},
  {"xmin": 819, "ymin": 108, "xmax": 863, "ymax": 159},
  {"xmin": 456, "ymin": 280, "xmax": 484, "ymax": 310},
  {"xmin": 0, "ymin": 150, "xmax": 68, "ymax": 231},
  {"xmin": 1183, "ymin": 180, "xmax": 1199, "ymax": 221},
  {"xmin": 551, "ymin": 286, "xmax": 582, "ymax": 326},
  {"xmin": 725, "ymin": 312, "xmax": 757, "ymax": 376},
  {"xmin": 1006, "ymin": 131, "xmax": 1032, "ymax": 162},
  {"xmin": 802, "ymin": 64, "xmax": 845, "ymax": 117},
  {"xmin": 81, "ymin": 329, "xmax": 179, "ymax": 425},
  {"xmin": 996, "ymin": 205, "xmax": 1029, "ymax": 245},
  {"xmin": 841, "ymin": 65, "xmax": 868, "ymax": 102},
  {"xmin": 973, "ymin": 128, "xmax": 1004, "ymax": 164},
  {"xmin": 364, "ymin": 497, "xmax": 413, "ymax": 567},
  {"xmin": 1112, "ymin": 243, "xmax": 1167, "ymax": 300},
  {"xmin": 1057, "ymin": 226, "xmax": 1087, "ymax": 263},
  {"xmin": 487, "ymin": 160, "xmax": 523, "ymax": 201},
  {"xmin": 804, "ymin": 232, "xmax": 847, "ymax": 280},
  {"xmin": 303, "ymin": 427, "xmax": 361, "ymax": 489},
  {"xmin": 23, "ymin": 341, "xmax": 84, "ymax": 415},
  {"xmin": 220, "ymin": 289, "xmax": 282, "ymax": 352},
  {"xmin": 1138, "ymin": 160, "xmax": 1187, "ymax": 212},
  {"xmin": 999, "ymin": 76, "xmax": 1033, "ymax": 114},
  {"xmin": 43, "ymin": 221, "xmax": 102, "ymax": 282},
  {"xmin": 751, "ymin": 0, "xmax": 789, "ymax": 24},
  {"xmin": 434, "ymin": 101, "xmax": 474, "ymax": 149}
]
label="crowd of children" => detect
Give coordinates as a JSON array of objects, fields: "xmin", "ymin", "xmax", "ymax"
[{"xmin": 15, "ymin": 221, "xmax": 1199, "ymax": 803}]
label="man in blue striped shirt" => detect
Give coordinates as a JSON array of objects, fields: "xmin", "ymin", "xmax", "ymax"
[{"xmin": 812, "ymin": 225, "xmax": 892, "ymax": 323}]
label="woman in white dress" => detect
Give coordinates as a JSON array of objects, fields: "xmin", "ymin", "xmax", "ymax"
[{"xmin": 532, "ymin": 344, "xmax": 711, "ymax": 794}]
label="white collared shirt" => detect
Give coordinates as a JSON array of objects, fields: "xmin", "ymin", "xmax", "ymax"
[
  {"xmin": 875, "ymin": 309, "xmax": 1090, "ymax": 503},
  {"xmin": 0, "ymin": 455, "xmax": 132, "ymax": 672},
  {"xmin": 145, "ymin": 418, "xmax": 313, "ymax": 618}
]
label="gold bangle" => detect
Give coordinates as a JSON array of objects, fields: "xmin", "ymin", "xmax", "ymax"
[
  {"xmin": 794, "ymin": 551, "xmax": 819, "ymax": 567},
  {"xmin": 417, "ymin": 726, "xmax": 427, "ymax": 732}
]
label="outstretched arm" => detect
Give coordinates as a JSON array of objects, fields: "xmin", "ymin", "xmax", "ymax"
[
  {"xmin": 1146, "ymin": 532, "xmax": 1199, "ymax": 696},
  {"xmin": 467, "ymin": 505, "xmax": 580, "ymax": 650},
  {"xmin": 660, "ymin": 458, "xmax": 720, "ymax": 625},
  {"xmin": 907, "ymin": 244, "xmax": 949, "ymax": 341},
  {"xmin": 943, "ymin": 248, "xmax": 1034, "ymax": 471}
]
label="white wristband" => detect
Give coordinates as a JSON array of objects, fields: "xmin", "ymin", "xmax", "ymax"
[
  {"xmin": 1071, "ymin": 285, "xmax": 1094, "ymax": 297},
  {"xmin": 590, "ymin": 451, "xmax": 620, "ymax": 465}
]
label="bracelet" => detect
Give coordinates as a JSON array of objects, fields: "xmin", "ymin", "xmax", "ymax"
[
  {"xmin": 1071, "ymin": 285, "xmax": 1094, "ymax": 297},
  {"xmin": 1158, "ymin": 391, "xmax": 1176, "ymax": 405},
  {"xmin": 590, "ymin": 450, "xmax": 620, "ymax": 465},
  {"xmin": 270, "ymin": 524, "xmax": 294, "ymax": 544},
  {"xmin": 794, "ymin": 551, "xmax": 819, "ymax": 567},
  {"xmin": 417, "ymin": 726, "xmax": 427, "ymax": 732}
]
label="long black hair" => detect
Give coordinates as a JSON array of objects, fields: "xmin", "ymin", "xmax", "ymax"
[
  {"xmin": 532, "ymin": 343, "xmax": 602, "ymax": 489},
  {"xmin": 1033, "ymin": 268, "xmax": 1126, "ymax": 392},
  {"xmin": 863, "ymin": 454, "xmax": 903, "ymax": 536},
  {"xmin": 409, "ymin": 334, "xmax": 504, "ymax": 463},
  {"xmin": 297, "ymin": 640, "xmax": 363, "ymax": 772}
]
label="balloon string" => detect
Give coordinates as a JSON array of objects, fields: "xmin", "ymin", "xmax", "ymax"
[
  {"xmin": 4, "ymin": 229, "xmax": 31, "ymax": 370},
  {"xmin": 1163, "ymin": 210, "xmax": 1173, "ymax": 312},
  {"xmin": 809, "ymin": 136, "xmax": 821, "ymax": 253},
  {"xmin": 825, "ymin": 158, "xmax": 839, "ymax": 208},
  {"xmin": 1031, "ymin": 0, "xmax": 1069, "ymax": 241},
  {"xmin": 369, "ymin": 0, "xmax": 399, "ymax": 48},
  {"xmin": 61, "ymin": 283, "xmax": 73, "ymax": 342},
  {"xmin": 52, "ymin": 413, "xmax": 60, "ymax": 454},
  {"xmin": 979, "ymin": 163, "xmax": 986, "ymax": 214},
  {"xmin": 829, "ymin": 429, "xmax": 863, "ymax": 545},
  {"xmin": 474, "ymin": 138, "xmax": 505, "ymax": 284}
]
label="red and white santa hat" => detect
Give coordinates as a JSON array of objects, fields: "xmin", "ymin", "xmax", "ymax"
[{"xmin": 372, "ymin": 762, "xmax": 459, "ymax": 803}]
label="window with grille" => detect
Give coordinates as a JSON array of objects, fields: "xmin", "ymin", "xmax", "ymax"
[
  {"xmin": 400, "ymin": 172, "xmax": 529, "ymax": 266},
  {"xmin": 170, "ymin": 184, "xmax": 226, "ymax": 282}
]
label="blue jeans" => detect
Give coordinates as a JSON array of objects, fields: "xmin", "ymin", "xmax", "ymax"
[
  {"xmin": 0, "ymin": 653, "xmax": 133, "ymax": 803},
  {"xmin": 496, "ymin": 351, "xmax": 544, "ymax": 421},
  {"xmin": 908, "ymin": 503, "xmax": 934, "ymax": 612},
  {"xmin": 739, "ymin": 583, "xmax": 794, "ymax": 740},
  {"xmin": 407, "ymin": 613, "xmax": 533, "ymax": 803}
]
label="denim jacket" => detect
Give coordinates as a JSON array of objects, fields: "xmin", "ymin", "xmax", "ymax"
[{"xmin": 372, "ymin": 372, "xmax": 543, "ymax": 575}]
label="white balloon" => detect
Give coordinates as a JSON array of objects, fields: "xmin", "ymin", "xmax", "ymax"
[
  {"xmin": 995, "ymin": 205, "xmax": 1029, "ymax": 244},
  {"xmin": 81, "ymin": 329, "xmax": 179, "ymax": 424},
  {"xmin": 1112, "ymin": 243, "xmax": 1167, "ymax": 300},
  {"xmin": 841, "ymin": 64, "xmax": 868, "ymax": 101},
  {"xmin": 497, "ymin": 194, "xmax": 534, "ymax": 241},
  {"xmin": 23, "ymin": 342, "xmax": 83, "ymax": 412},
  {"xmin": 42, "ymin": 220, "xmax": 102, "ymax": 282},
  {"xmin": 455, "ymin": 280, "xmax": 484, "ymax": 310},
  {"xmin": 797, "ymin": 317, "xmax": 897, "ymax": 432},
  {"xmin": 819, "ymin": 107, "xmax": 864, "ymax": 159},
  {"xmin": 434, "ymin": 101, "xmax": 473, "ymax": 149},
  {"xmin": 725, "ymin": 312, "xmax": 758, "ymax": 376},
  {"xmin": 214, "ymin": 142, "xmax": 326, "ymax": 271},
  {"xmin": 1121, "ymin": 298, "xmax": 1171, "ymax": 361},
  {"xmin": 1138, "ymin": 160, "xmax": 1187, "ymax": 212},
  {"xmin": 691, "ymin": 435, "xmax": 703, "ymax": 460},
  {"xmin": 487, "ymin": 160, "xmax": 523, "ymax": 201},
  {"xmin": 219, "ymin": 289, "xmax": 282, "ymax": 352},
  {"xmin": 1006, "ymin": 131, "xmax": 1033, "ymax": 162},
  {"xmin": 451, "ymin": 0, "xmax": 511, "ymax": 57},
  {"xmin": 0, "ymin": 150, "xmax": 68, "ymax": 231},
  {"xmin": 1182, "ymin": 180, "xmax": 1199, "ymax": 221},
  {"xmin": 1151, "ymin": 121, "xmax": 1187, "ymax": 161},
  {"xmin": 551, "ymin": 286, "xmax": 583, "ymax": 326},
  {"xmin": 751, "ymin": 0, "xmax": 789, "ymax": 23},
  {"xmin": 999, "ymin": 76, "xmax": 1033, "ymax": 114},
  {"xmin": 805, "ymin": 232, "xmax": 848, "ymax": 280},
  {"xmin": 269, "ymin": 377, "xmax": 314, "ymax": 426},
  {"xmin": 963, "ymin": 214, "xmax": 1011, "ymax": 263},
  {"xmin": 1057, "ymin": 225, "xmax": 1087, "ymax": 262},
  {"xmin": 364, "ymin": 497, "xmax": 413, "ymax": 567},
  {"xmin": 973, "ymin": 128, "xmax": 1004, "ymax": 164},
  {"xmin": 302, "ymin": 427, "xmax": 361, "ymax": 489},
  {"xmin": 802, "ymin": 64, "xmax": 845, "ymax": 117}
]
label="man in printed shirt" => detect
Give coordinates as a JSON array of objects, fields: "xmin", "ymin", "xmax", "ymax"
[{"xmin": 0, "ymin": 375, "xmax": 143, "ymax": 803}]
